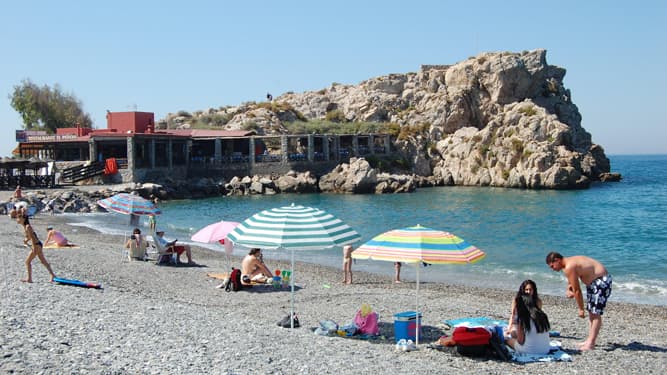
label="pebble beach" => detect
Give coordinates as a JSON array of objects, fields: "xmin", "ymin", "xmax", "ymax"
[{"xmin": 1, "ymin": 193, "xmax": 666, "ymax": 374}]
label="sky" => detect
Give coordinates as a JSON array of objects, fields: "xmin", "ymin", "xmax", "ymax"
[{"xmin": 1, "ymin": 0, "xmax": 665, "ymax": 157}]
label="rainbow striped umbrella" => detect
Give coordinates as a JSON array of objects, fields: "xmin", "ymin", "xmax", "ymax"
[
  {"xmin": 352, "ymin": 225, "xmax": 485, "ymax": 344},
  {"xmin": 228, "ymin": 203, "xmax": 360, "ymax": 327},
  {"xmin": 352, "ymin": 225, "xmax": 485, "ymax": 264},
  {"xmin": 97, "ymin": 193, "xmax": 161, "ymax": 216}
]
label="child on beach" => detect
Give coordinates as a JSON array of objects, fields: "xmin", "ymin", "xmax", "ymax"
[
  {"xmin": 342, "ymin": 245, "xmax": 353, "ymax": 284},
  {"xmin": 394, "ymin": 262, "xmax": 402, "ymax": 283},
  {"xmin": 12, "ymin": 207, "xmax": 56, "ymax": 283}
]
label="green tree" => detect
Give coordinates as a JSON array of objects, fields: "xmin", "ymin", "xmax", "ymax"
[{"xmin": 9, "ymin": 79, "xmax": 92, "ymax": 133}]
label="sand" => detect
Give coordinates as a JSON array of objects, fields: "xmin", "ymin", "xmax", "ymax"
[{"xmin": 1, "ymin": 208, "xmax": 665, "ymax": 374}]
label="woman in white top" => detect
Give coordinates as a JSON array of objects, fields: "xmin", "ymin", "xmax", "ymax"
[{"xmin": 506, "ymin": 294, "xmax": 551, "ymax": 354}]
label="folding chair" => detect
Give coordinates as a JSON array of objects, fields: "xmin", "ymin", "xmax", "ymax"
[{"xmin": 152, "ymin": 236, "xmax": 177, "ymax": 265}]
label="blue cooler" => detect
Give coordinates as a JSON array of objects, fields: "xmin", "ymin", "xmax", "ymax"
[{"xmin": 393, "ymin": 311, "xmax": 422, "ymax": 342}]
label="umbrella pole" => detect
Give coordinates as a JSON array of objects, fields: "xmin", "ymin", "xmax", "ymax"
[
  {"xmin": 416, "ymin": 263, "xmax": 420, "ymax": 346},
  {"xmin": 290, "ymin": 248, "xmax": 295, "ymax": 329}
]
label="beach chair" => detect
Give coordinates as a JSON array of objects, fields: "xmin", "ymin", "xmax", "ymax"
[{"xmin": 152, "ymin": 235, "xmax": 177, "ymax": 265}]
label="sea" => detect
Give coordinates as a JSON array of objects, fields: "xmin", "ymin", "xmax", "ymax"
[{"xmin": 65, "ymin": 154, "xmax": 667, "ymax": 306}]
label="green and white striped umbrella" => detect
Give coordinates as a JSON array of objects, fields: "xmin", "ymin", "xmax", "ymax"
[
  {"xmin": 227, "ymin": 204, "xmax": 360, "ymax": 250},
  {"xmin": 227, "ymin": 203, "xmax": 360, "ymax": 327}
]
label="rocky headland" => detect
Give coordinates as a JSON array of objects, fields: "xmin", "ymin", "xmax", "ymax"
[{"xmin": 162, "ymin": 49, "xmax": 619, "ymax": 190}]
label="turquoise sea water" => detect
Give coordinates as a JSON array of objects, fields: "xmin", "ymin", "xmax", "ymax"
[{"xmin": 67, "ymin": 155, "xmax": 667, "ymax": 306}]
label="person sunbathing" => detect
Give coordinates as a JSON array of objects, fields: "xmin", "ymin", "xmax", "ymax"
[
  {"xmin": 44, "ymin": 226, "xmax": 76, "ymax": 247},
  {"xmin": 241, "ymin": 248, "xmax": 273, "ymax": 284}
]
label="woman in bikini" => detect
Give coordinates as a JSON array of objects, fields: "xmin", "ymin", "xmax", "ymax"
[{"xmin": 14, "ymin": 208, "xmax": 56, "ymax": 283}]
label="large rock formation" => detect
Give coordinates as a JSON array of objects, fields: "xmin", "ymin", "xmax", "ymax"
[{"xmin": 162, "ymin": 49, "xmax": 612, "ymax": 189}]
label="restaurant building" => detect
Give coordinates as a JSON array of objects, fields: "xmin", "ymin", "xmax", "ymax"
[{"xmin": 14, "ymin": 111, "xmax": 394, "ymax": 184}]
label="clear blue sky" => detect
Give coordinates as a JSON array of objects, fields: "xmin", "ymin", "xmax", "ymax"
[{"xmin": 1, "ymin": 0, "xmax": 665, "ymax": 157}]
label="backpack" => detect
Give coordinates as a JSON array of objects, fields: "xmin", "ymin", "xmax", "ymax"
[
  {"xmin": 488, "ymin": 330, "xmax": 511, "ymax": 361},
  {"xmin": 225, "ymin": 268, "xmax": 243, "ymax": 292},
  {"xmin": 453, "ymin": 326, "xmax": 491, "ymax": 357}
]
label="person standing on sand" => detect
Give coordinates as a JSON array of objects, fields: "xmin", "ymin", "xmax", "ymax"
[
  {"xmin": 11, "ymin": 207, "xmax": 56, "ymax": 283},
  {"xmin": 342, "ymin": 245, "xmax": 353, "ymax": 284},
  {"xmin": 546, "ymin": 251, "xmax": 612, "ymax": 351},
  {"xmin": 13, "ymin": 185, "xmax": 22, "ymax": 199},
  {"xmin": 394, "ymin": 262, "xmax": 402, "ymax": 283}
]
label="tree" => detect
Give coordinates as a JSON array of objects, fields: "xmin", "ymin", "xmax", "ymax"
[{"xmin": 9, "ymin": 79, "xmax": 92, "ymax": 133}]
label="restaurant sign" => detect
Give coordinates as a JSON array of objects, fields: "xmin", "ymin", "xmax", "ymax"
[{"xmin": 16, "ymin": 130, "xmax": 78, "ymax": 142}]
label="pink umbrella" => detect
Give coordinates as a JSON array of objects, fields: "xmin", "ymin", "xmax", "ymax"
[{"xmin": 191, "ymin": 221, "xmax": 239, "ymax": 255}]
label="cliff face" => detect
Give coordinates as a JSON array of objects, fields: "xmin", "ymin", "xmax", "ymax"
[
  {"xmin": 278, "ymin": 49, "xmax": 608, "ymax": 189},
  {"xmin": 164, "ymin": 49, "xmax": 610, "ymax": 189}
]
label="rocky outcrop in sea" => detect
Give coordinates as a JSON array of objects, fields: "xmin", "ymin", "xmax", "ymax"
[{"xmin": 163, "ymin": 49, "xmax": 615, "ymax": 190}]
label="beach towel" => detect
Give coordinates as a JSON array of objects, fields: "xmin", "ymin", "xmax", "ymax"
[
  {"xmin": 510, "ymin": 341, "xmax": 572, "ymax": 363},
  {"xmin": 443, "ymin": 317, "xmax": 561, "ymax": 337},
  {"xmin": 443, "ymin": 317, "xmax": 508, "ymax": 328},
  {"xmin": 43, "ymin": 244, "xmax": 80, "ymax": 249}
]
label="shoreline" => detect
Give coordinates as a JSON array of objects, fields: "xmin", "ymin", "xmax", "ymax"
[{"xmin": 1, "ymin": 212, "xmax": 665, "ymax": 373}]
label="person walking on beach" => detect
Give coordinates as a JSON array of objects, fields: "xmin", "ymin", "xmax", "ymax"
[
  {"xmin": 546, "ymin": 251, "xmax": 612, "ymax": 351},
  {"xmin": 12, "ymin": 207, "xmax": 56, "ymax": 283},
  {"xmin": 342, "ymin": 245, "xmax": 354, "ymax": 284}
]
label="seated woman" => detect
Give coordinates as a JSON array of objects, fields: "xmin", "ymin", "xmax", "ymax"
[
  {"xmin": 506, "ymin": 280, "xmax": 543, "ymax": 335},
  {"xmin": 44, "ymin": 226, "xmax": 76, "ymax": 247},
  {"xmin": 124, "ymin": 228, "xmax": 147, "ymax": 260},
  {"xmin": 505, "ymin": 294, "xmax": 551, "ymax": 355},
  {"xmin": 241, "ymin": 248, "xmax": 273, "ymax": 284}
]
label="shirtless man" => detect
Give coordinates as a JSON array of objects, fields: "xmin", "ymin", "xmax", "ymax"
[
  {"xmin": 546, "ymin": 251, "xmax": 612, "ymax": 351},
  {"xmin": 241, "ymin": 248, "xmax": 272, "ymax": 284}
]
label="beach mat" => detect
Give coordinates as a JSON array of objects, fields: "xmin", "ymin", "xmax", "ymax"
[
  {"xmin": 510, "ymin": 341, "xmax": 572, "ymax": 363},
  {"xmin": 443, "ymin": 316, "xmax": 561, "ymax": 337},
  {"xmin": 44, "ymin": 245, "xmax": 80, "ymax": 249},
  {"xmin": 53, "ymin": 277, "xmax": 102, "ymax": 289}
]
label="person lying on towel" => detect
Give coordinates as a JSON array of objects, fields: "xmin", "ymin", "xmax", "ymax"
[
  {"xmin": 44, "ymin": 226, "xmax": 77, "ymax": 247},
  {"xmin": 241, "ymin": 248, "xmax": 273, "ymax": 284}
]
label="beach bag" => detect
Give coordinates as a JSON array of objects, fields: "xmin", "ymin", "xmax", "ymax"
[
  {"xmin": 353, "ymin": 305, "xmax": 379, "ymax": 335},
  {"xmin": 225, "ymin": 268, "xmax": 243, "ymax": 292},
  {"xmin": 453, "ymin": 326, "xmax": 491, "ymax": 357},
  {"xmin": 488, "ymin": 330, "xmax": 511, "ymax": 361},
  {"xmin": 277, "ymin": 313, "xmax": 300, "ymax": 328}
]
